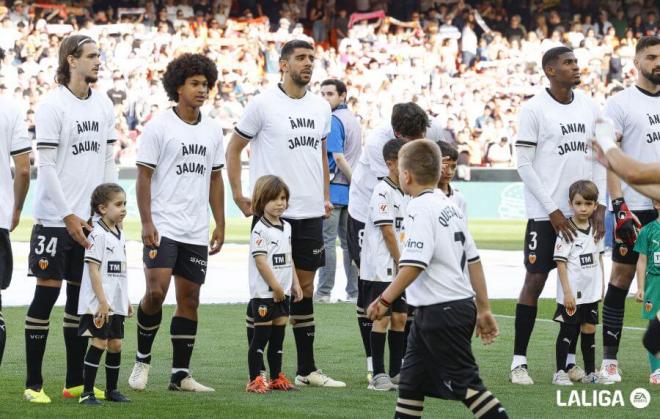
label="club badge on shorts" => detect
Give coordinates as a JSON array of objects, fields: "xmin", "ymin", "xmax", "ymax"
[
  {"xmin": 528, "ymin": 253, "xmax": 536, "ymax": 264},
  {"xmin": 258, "ymin": 305, "xmax": 268, "ymax": 318},
  {"xmin": 38, "ymin": 258, "xmax": 49, "ymax": 270},
  {"xmin": 149, "ymin": 249, "xmax": 158, "ymax": 260},
  {"xmin": 619, "ymin": 246, "xmax": 628, "ymax": 256},
  {"xmin": 645, "ymin": 301, "xmax": 653, "ymax": 313}
]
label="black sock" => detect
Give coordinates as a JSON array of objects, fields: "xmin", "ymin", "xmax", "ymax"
[
  {"xmin": 462, "ymin": 388, "xmax": 508, "ymax": 418},
  {"xmin": 64, "ymin": 282, "xmax": 86, "ymax": 388},
  {"xmin": 514, "ymin": 304, "xmax": 537, "ymax": 357},
  {"xmin": 25, "ymin": 285, "xmax": 59, "ymax": 389},
  {"xmin": 136, "ymin": 304, "xmax": 161, "ymax": 364},
  {"xmin": 566, "ymin": 333, "xmax": 578, "ymax": 369},
  {"xmin": 556, "ymin": 323, "xmax": 579, "ymax": 372},
  {"xmin": 246, "ymin": 303, "xmax": 265, "ymax": 372},
  {"xmin": 644, "ymin": 315, "xmax": 660, "ymax": 357},
  {"xmin": 105, "ymin": 351, "xmax": 121, "ymax": 392},
  {"xmin": 248, "ymin": 325, "xmax": 271, "ymax": 380},
  {"xmin": 581, "ymin": 331, "xmax": 596, "ymax": 374},
  {"xmin": 388, "ymin": 330, "xmax": 404, "ymax": 377},
  {"xmin": 170, "ymin": 316, "xmax": 197, "ymax": 384},
  {"xmin": 83, "ymin": 345, "xmax": 104, "ymax": 393},
  {"xmin": 371, "ymin": 330, "xmax": 386, "ymax": 375},
  {"xmin": 602, "ymin": 284, "xmax": 627, "ymax": 360},
  {"xmin": 0, "ymin": 294, "xmax": 5, "ymax": 366},
  {"xmin": 357, "ymin": 307, "xmax": 372, "ymax": 358},
  {"xmin": 291, "ymin": 297, "xmax": 316, "ymax": 376},
  {"xmin": 268, "ymin": 325, "xmax": 285, "ymax": 378},
  {"xmin": 395, "ymin": 389, "xmax": 424, "ymax": 418},
  {"xmin": 403, "ymin": 312, "xmax": 414, "ymax": 357}
]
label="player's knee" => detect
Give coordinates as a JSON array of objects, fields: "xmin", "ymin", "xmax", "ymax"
[
  {"xmin": 107, "ymin": 339, "xmax": 122, "ymax": 352},
  {"xmin": 609, "ymin": 266, "xmax": 634, "ymax": 290},
  {"xmin": 92, "ymin": 338, "xmax": 108, "ymax": 350},
  {"xmin": 519, "ymin": 273, "xmax": 547, "ymax": 303},
  {"xmin": 390, "ymin": 313, "xmax": 407, "ymax": 330},
  {"xmin": 372, "ymin": 317, "xmax": 389, "ymax": 332},
  {"xmin": 179, "ymin": 294, "xmax": 199, "ymax": 311},
  {"xmin": 300, "ymin": 281, "xmax": 314, "ymax": 297},
  {"xmin": 144, "ymin": 288, "xmax": 166, "ymax": 307},
  {"xmin": 581, "ymin": 323, "xmax": 596, "ymax": 334}
]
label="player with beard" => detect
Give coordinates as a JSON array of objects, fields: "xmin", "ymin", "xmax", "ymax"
[
  {"xmin": 23, "ymin": 35, "xmax": 117, "ymax": 403},
  {"xmin": 226, "ymin": 40, "xmax": 345, "ymax": 387},
  {"xmin": 509, "ymin": 46, "xmax": 606, "ymax": 385}
]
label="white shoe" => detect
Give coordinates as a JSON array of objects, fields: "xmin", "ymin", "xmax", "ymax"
[
  {"xmin": 295, "ymin": 370, "xmax": 346, "ymax": 387},
  {"xmin": 314, "ymin": 295, "xmax": 331, "ymax": 303},
  {"xmin": 510, "ymin": 365, "xmax": 534, "ymax": 385},
  {"xmin": 390, "ymin": 373, "xmax": 400, "ymax": 385},
  {"xmin": 582, "ymin": 371, "xmax": 614, "ymax": 384},
  {"xmin": 128, "ymin": 361, "xmax": 151, "ymax": 391},
  {"xmin": 169, "ymin": 376, "xmax": 215, "ymax": 392},
  {"xmin": 368, "ymin": 373, "xmax": 397, "ymax": 391},
  {"xmin": 567, "ymin": 365, "xmax": 585, "ymax": 382},
  {"xmin": 599, "ymin": 361, "xmax": 622, "ymax": 383},
  {"xmin": 552, "ymin": 370, "xmax": 573, "ymax": 386},
  {"xmin": 650, "ymin": 369, "xmax": 660, "ymax": 385}
]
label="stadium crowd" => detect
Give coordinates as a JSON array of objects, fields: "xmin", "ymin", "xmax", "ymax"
[{"xmin": 0, "ymin": 0, "xmax": 658, "ymax": 171}]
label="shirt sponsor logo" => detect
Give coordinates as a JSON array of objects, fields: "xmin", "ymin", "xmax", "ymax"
[
  {"xmin": 405, "ymin": 239, "xmax": 424, "ymax": 249},
  {"xmin": 107, "ymin": 261, "xmax": 123, "ymax": 273},
  {"xmin": 189, "ymin": 256, "xmax": 207, "ymax": 267},
  {"xmin": 272, "ymin": 253, "xmax": 287, "ymax": 266},
  {"xmin": 579, "ymin": 253, "xmax": 594, "ymax": 267}
]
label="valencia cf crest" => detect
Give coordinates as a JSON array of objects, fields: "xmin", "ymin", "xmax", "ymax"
[
  {"xmin": 258, "ymin": 305, "xmax": 268, "ymax": 318},
  {"xmin": 528, "ymin": 253, "xmax": 537, "ymax": 264},
  {"xmin": 619, "ymin": 246, "xmax": 628, "ymax": 256},
  {"xmin": 566, "ymin": 306, "xmax": 576, "ymax": 317},
  {"xmin": 645, "ymin": 301, "xmax": 653, "ymax": 313},
  {"xmin": 149, "ymin": 249, "xmax": 158, "ymax": 260},
  {"xmin": 38, "ymin": 258, "xmax": 49, "ymax": 270}
]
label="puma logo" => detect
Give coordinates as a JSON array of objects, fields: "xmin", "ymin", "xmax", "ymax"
[
  {"xmin": 563, "ymin": 338, "xmax": 571, "ymax": 344},
  {"xmin": 607, "ymin": 330, "xmax": 620, "ymax": 340},
  {"xmin": 106, "ymin": 246, "xmax": 114, "ymax": 253},
  {"xmin": 443, "ymin": 380, "xmax": 453, "ymax": 391},
  {"xmin": 653, "ymin": 239, "xmax": 659, "ymax": 246},
  {"xmin": 408, "ymin": 214, "xmax": 416, "ymax": 221},
  {"xmin": 575, "ymin": 243, "xmax": 583, "ymax": 249},
  {"xmin": 378, "ymin": 193, "xmax": 387, "ymax": 199}
]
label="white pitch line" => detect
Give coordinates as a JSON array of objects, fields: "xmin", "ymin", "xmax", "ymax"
[{"xmin": 494, "ymin": 314, "xmax": 646, "ymax": 331}]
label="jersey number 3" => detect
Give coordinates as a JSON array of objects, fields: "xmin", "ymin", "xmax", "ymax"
[{"xmin": 34, "ymin": 236, "xmax": 58, "ymax": 257}]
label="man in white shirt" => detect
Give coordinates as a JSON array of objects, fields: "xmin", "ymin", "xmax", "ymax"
[
  {"xmin": 23, "ymin": 35, "xmax": 117, "ymax": 403},
  {"xmin": 226, "ymin": 40, "xmax": 345, "ymax": 387},
  {"xmin": 510, "ymin": 46, "xmax": 606, "ymax": 385}
]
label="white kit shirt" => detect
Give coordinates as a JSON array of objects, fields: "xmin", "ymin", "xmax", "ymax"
[
  {"xmin": 515, "ymin": 89, "xmax": 604, "ymax": 220},
  {"xmin": 360, "ymin": 177, "xmax": 409, "ymax": 282},
  {"xmin": 553, "ymin": 224, "xmax": 604, "ymax": 305},
  {"xmin": 446, "ymin": 184, "xmax": 468, "ymax": 224},
  {"xmin": 0, "ymin": 96, "xmax": 30, "ymax": 229},
  {"xmin": 399, "ymin": 190, "xmax": 479, "ymax": 306},
  {"xmin": 78, "ymin": 219, "xmax": 129, "ymax": 316},
  {"xmin": 234, "ymin": 85, "xmax": 331, "ymax": 219},
  {"xmin": 249, "ymin": 217, "xmax": 293, "ymax": 298},
  {"xmin": 34, "ymin": 86, "xmax": 116, "ymax": 225},
  {"xmin": 136, "ymin": 109, "xmax": 225, "ymax": 246},
  {"xmin": 604, "ymin": 86, "xmax": 660, "ymax": 211}
]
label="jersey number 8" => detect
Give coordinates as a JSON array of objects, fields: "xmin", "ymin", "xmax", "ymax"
[{"xmin": 34, "ymin": 235, "xmax": 58, "ymax": 257}]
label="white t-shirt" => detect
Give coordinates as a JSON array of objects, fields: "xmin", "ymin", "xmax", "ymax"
[
  {"xmin": 234, "ymin": 85, "xmax": 332, "ymax": 219},
  {"xmin": 34, "ymin": 87, "xmax": 116, "ymax": 225},
  {"xmin": 249, "ymin": 217, "xmax": 293, "ymax": 299},
  {"xmin": 446, "ymin": 185, "xmax": 468, "ymax": 224},
  {"xmin": 516, "ymin": 89, "xmax": 604, "ymax": 220},
  {"xmin": 399, "ymin": 190, "xmax": 479, "ymax": 306},
  {"xmin": 553, "ymin": 224, "xmax": 604, "ymax": 305},
  {"xmin": 604, "ymin": 86, "xmax": 660, "ymax": 211},
  {"xmin": 136, "ymin": 109, "xmax": 225, "ymax": 246},
  {"xmin": 349, "ymin": 123, "xmax": 444, "ymax": 223},
  {"xmin": 360, "ymin": 177, "xmax": 409, "ymax": 282},
  {"xmin": 0, "ymin": 96, "xmax": 30, "ymax": 230},
  {"xmin": 78, "ymin": 219, "xmax": 129, "ymax": 316}
]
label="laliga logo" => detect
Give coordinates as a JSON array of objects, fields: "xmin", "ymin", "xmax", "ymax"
[{"xmin": 556, "ymin": 388, "xmax": 651, "ymax": 409}]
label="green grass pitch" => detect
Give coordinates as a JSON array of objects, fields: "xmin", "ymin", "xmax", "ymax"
[{"xmin": 0, "ymin": 300, "xmax": 657, "ymax": 418}]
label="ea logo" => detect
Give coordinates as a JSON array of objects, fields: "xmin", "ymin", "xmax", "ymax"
[{"xmin": 629, "ymin": 388, "xmax": 651, "ymax": 409}]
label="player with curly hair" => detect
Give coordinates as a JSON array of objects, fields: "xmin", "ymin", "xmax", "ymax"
[{"xmin": 128, "ymin": 53, "xmax": 226, "ymax": 392}]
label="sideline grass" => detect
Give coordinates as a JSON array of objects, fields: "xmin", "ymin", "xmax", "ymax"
[
  {"xmin": 10, "ymin": 218, "xmax": 526, "ymax": 250},
  {"xmin": 0, "ymin": 299, "xmax": 656, "ymax": 418}
]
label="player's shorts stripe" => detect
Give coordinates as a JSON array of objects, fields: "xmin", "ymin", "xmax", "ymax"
[
  {"xmin": 515, "ymin": 140, "xmax": 536, "ymax": 147},
  {"xmin": 36, "ymin": 142, "xmax": 58, "ymax": 149},
  {"xmin": 10, "ymin": 147, "xmax": 32, "ymax": 156},
  {"xmin": 395, "ymin": 407, "xmax": 422, "ymax": 417},
  {"xmin": 84, "ymin": 257, "xmax": 102, "ymax": 265},
  {"xmin": 252, "ymin": 251, "xmax": 267, "ymax": 256},
  {"xmin": 467, "ymin": 256, "xmax": 481, "ymax": 264},
  {"xmin": 136, "ymin": 161, "xmax": 156, "ymax": 169},
  {"xmin": 212, "ymin": 164, "xmax": 224, "ymax": 172},
  {"xmin": 171, "ymin": 334, "xmax": 197, "ymax": 340},
  {"xmin": 234, "ymin": 127, "xmax": 253, "ymax": 140},
  {"xmin": 107, "ymin": 139, "xmax": 118, "ymax": 144},
  {"xmin": 373, "ymin": 219, "xmax": 393, "ymax": 226},
  {"xmin": 553, "ymin": 256, "xmax": 568, "ymax": 262},
  {"xmin": 399, "ymin": 259, "xmax": 428, "ymax": 269}
]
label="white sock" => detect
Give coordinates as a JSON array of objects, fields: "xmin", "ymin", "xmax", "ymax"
[
  {"xmin": 511, "ymin": 355, "xmax": 527, "ymax": 371},
  {"xmin": 566, "ymin": 354, "xmax": 576, "ymax": 367},
  {"xmin": 367, "ymin": 356, "xmax": 373, "ymax": 372}
]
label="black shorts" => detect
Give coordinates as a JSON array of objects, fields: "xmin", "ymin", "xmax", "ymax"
[
  {"xmin": 143, "ymin": 236, "xmax": 208, "ymax": 284},
  {"xmin": 357, "ymin": 278, "xmax": 367, "ymax": 310},
  {"xmin": 362, "ymin": 281, "xmax": 407, "ymax": 314},
  {"xmin": 612, "ymin": 209, "xmax": 658, "ymax": 265},
  {"xmin": 553, "ymin": 301, "xmax": 599, "ymax": 325},
  {"xmin": 399, "ymin": 298, "xmax": 486, "ymax": 400},
  {"xmin": 28, "ymin": 225, "xmax": 85, "ymax": 282},
  {"xmin": 347, "ymin": 214, "xmax": 365, "ymax": 269},
  {"xmin": 79, "ymin": 314, "xmax": 125, "ymax": 339},
  {"xmin": 523, "ymin": 219, "xmax": 557, "ymax": 274},
  {"xmin": 0, "ymin": 229, "xmax": 12, "ymax": 290},
  {"xmin": 250, "ymin": 297, "xmax": 290, "ymax": 324}
]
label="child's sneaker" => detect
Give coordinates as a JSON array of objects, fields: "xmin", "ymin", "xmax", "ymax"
[
  {"xmin": 510, "ymin": 365, "xmax": 534, "ymax": 385},
  {"xmin": 270, "ymin": 373, "xmax": 298, "ymax": 391},
  {"xmin": 582, "ymin": 372, "xmax": 615, "ymax": 385},
  {"xmin": 552, "ymin": 370, "xmax": 573, "ymax": 386},
  {"xmin": 567, "ymin": 365, "xmax": 585, "ymax": 381},
  {"xmin": 368, "ymin": 373, "xmax": 397, "ymax": 391},
  {"xmin": 246, "ymin": 375, "xmax": 269, "ymax": 394},
  {"xmin": 599, "ymin": 361, "xmax": 622, "ymax": 383},
  {"xmin": 650, "ymin": 369, "xmax": 660, "ymax": 385},
  {"xmin": 78, "ymin": 392, "xmax": 101, "ymax": 405}
]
